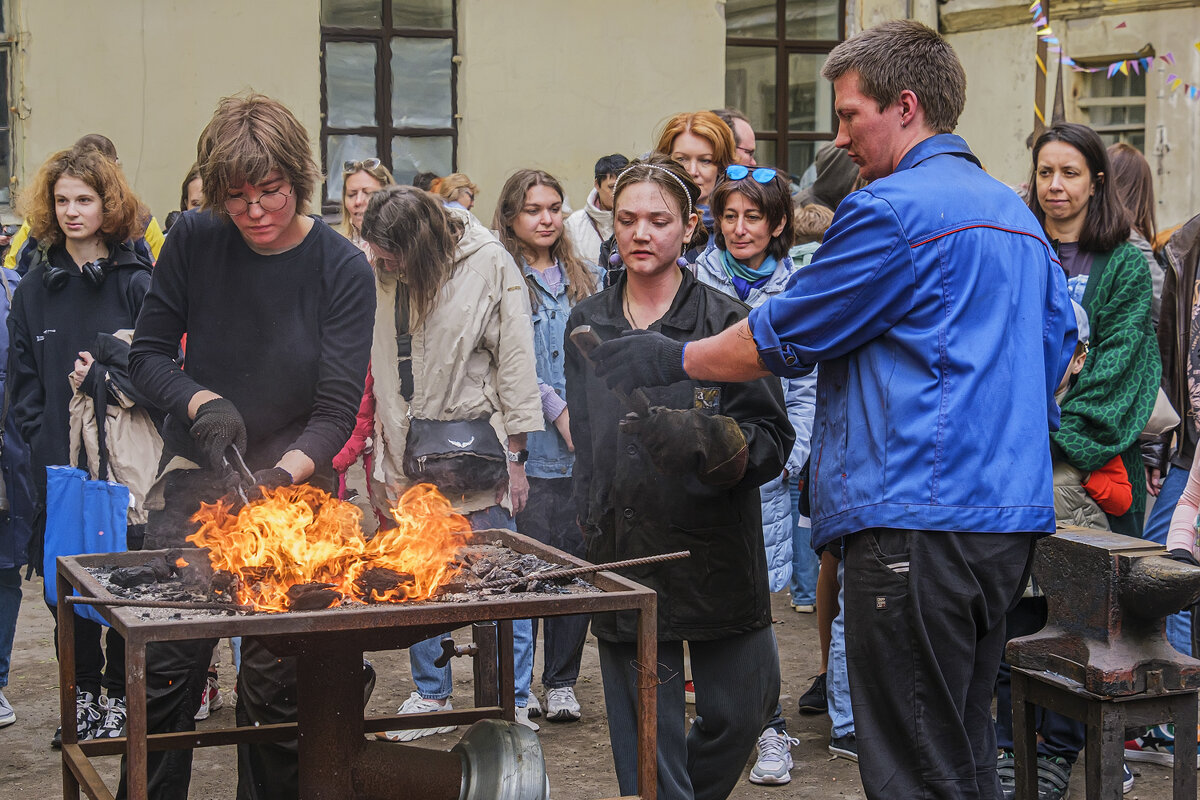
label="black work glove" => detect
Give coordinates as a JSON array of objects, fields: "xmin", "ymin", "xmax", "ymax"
[
  {"xmin": 591, "ymin": 329, "xmax": 687, "ymax": 395},
  {"xmin": 627, "ymin": 406, "xmax": 749, "ymax": 488},
  {"xmin": 1166, "ymin": 548, "xmax": 1200, "ymax": 568},
  {"xmin": 189, "ymin": 398, "xmax": 247, "ymax": 471},
  {"xmin": 247, "ymin": 467, "xmax": 293, "ymax": 501}
]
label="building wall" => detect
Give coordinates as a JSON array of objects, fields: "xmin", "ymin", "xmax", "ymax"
[
  {"xmin": 13, "ymin": 0, "xmax": 321, "ymax": 223},
  {"xmin": 456, "ymin": 0, "xmax": 726, "ymax": 222},
  {"xmin": 942, "ymin": 1, "xmax": 1200, "ymax": 229}
]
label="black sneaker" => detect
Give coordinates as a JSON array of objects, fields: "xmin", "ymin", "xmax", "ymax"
[
  {"xmin": 797, "ymin": 673, "xmax": 828, "ymax": 714},
  {"xmin": 94, "ymin": 695, "xmax": 127, "ymax": 739},
  {"xmin": 829, "ymin": 733, "xmax": 858, "ymax": 762},
  {"xmin": 1035, "ymin": 754, "xmax": 1071, "ymax": 800},
  {"xmin": 997, "ymin": 749, "xmax": 1016, "ymax": 800}
]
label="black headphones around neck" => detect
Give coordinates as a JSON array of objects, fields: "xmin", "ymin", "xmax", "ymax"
[{"xmin": 43, "ymin": 257, "xmax": 111, "ymax": 292}]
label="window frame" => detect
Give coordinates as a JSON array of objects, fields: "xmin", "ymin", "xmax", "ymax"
[
  {"xmin": 1072, "ymin": 51, "xmax": 1151, "ymax": 152},
  {"xmin": 319, "ymin": 0, "xmax": 458, "ymax": 212},
  {"xmin": 0, "ymin": 0, "xmax": 16, "ymax": 213},
  {"xmin": 725, "ymin": 0, "xmax": 845, "ymax": 176}
]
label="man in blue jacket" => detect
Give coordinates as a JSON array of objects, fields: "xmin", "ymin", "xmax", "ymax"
[{"xmin": 590, "ymin": 20, "xmax": 1076, "ymax": 800}]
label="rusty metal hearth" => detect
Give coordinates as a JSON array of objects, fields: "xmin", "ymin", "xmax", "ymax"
[{"xmin": 55, "ymin": 530, "xmax": 658, "ymax": 800}]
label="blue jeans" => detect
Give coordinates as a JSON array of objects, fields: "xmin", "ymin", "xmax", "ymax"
[
  {"xmin": 409, "ymin": 505, "xmax": 534, "ymax": 705},
  {"xmin": 0, "ymin": 567, "xmax": 21, "ymax": 688},
  {"xmin": 788, "ymin": 481, "xmax": 819, "ymax": 606},
  {"xmin": 828, "ymin": 559, "xmax": 854, "ymax": 738},
  {"xmin": 1143, "ymin": 464, "xmax": 1193, "ymax": 655}
]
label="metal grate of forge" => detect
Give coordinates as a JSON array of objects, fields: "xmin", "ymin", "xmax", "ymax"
[{"xmin": 55, "ymin": 530, "xmax": 658, "ymax": 800}]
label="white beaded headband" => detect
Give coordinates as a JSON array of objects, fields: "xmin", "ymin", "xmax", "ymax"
[{"xmin": 615, "ymin": 163, "xmax": 694, "ymax": 219}]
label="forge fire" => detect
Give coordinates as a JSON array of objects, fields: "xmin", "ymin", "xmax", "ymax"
[{"xmin": 187, "ymin": 483, "xmax": 472, "ymax": 612}]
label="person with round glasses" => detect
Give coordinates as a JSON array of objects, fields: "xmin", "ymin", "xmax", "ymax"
[
  {"xmin": 127, "ymin": 92, "xmax": 375, "ymax": 799},
  {"xmin": 694, "ymin": 163, "xmax": 817, "ymax": 785}
]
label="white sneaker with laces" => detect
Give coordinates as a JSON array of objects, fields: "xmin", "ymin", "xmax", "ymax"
[
  {"xmin": 545, "ymin": 686, "xmax": 581, "ymax": 722},
  {"xmin": 0, "ymin": 688, "xmax": 14, "ymax": 728},
  {"xmin": 376, "ymin": 692, "xmax": 456, "ymax": 742},
  {"xmin": 515, "ymin": 704, "xmax": 540, "ymax": 732},
  {"xmin": 749, "ymin": 728, "xmax": 799, "ymax": 785},
  {"xmin": 525, "ymin": 691, "xmax": 542, "ymax": 719}
]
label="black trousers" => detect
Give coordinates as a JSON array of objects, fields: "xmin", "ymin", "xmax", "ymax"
[{"xmin": 844, "ymin": 528, "xmax": 1036, "ymax": 800}]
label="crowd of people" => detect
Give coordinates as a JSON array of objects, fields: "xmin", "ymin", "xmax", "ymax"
[{"xmin": 0, "ymin": 17, "xmax": 1198, "ymax": 800}]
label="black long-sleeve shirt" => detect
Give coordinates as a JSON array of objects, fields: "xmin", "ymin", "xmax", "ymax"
[
  {"xmin": 7, "ymin": 243, "xmax": 151, "ymax": 490},
  {"xmin": 128, "ymin": 211, "xmax": 375, "ymax": 475}
]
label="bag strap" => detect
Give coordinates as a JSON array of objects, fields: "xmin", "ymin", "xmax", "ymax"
[{"xmin": 91, "ymin": 362, "xmax": 111, "ymax": 481}]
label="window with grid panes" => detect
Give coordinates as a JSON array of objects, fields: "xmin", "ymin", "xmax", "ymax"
[
  {"xmin": 0, "ymin": 0, "xmax": 14, "ymax": 208},
  {"xmin": 724, "ymin": 0, "xmax": 843, "ymax": 179},
  {"xmin": 1077, "ymin": 68, "xmax": 1146, "ymax": 152},
  {"xmin": 320, "ymin": 0, "xmax": 456, "ymax": 209}
]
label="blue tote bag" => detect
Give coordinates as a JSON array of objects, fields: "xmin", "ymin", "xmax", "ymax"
[{"xmin": 42, "ymin": 465, "xmax": 129, "ymax": 626}]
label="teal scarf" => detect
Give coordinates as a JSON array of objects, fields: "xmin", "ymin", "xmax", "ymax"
[{"xmin": 720, "ymin": 249, "xmax": 777, "ymax": 282}]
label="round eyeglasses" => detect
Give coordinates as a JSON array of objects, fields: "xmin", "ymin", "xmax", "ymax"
[
  {"xmin": 223, "ymin": 187, "xmax": 294, "ymax": 216},
  {"xmin": 725, "ymin": 165, "xmax": 778, "ymax": 184}
]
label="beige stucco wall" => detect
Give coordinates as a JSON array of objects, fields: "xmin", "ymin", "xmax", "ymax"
[
  {"xmin": 12, "ymin": 0, "xmax": 321, "ymax": 222},
  {"xmin": 945, "ymin": 3, "xmax": 1200, "ymax": 230},
  {"xmin": 457, "ymin": 0, "xmax": 726, "ymax": 223}
]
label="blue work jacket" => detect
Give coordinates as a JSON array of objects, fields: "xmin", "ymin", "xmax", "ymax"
[{"xmin": 748, "ymin": 135, "xmax": 1076, "ymax": 547}]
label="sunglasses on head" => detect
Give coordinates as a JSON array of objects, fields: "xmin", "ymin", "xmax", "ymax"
[
  {"xmin": 725, "ymin": 165, "xmax": 777, "ymax": 184},
  {"xmin": 344, "ymin": 157, "xmax": 382, "ymax": 173}
]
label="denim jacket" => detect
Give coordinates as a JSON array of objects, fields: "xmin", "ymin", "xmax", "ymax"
[{"xmin": 522, "ymin": 259, "xmax": 601, "ymax": 479}]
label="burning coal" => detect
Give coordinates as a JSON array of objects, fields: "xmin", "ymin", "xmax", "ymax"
[{"xmin": 187, "ymin": 483, "xmax": 472, "ymax": 613}]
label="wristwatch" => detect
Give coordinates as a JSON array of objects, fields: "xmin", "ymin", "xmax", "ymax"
[{"xmin": 505, "ymin": 449, "xmax": 529, "ymax": 465}]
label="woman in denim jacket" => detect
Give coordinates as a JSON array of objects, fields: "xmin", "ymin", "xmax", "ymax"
[{"xmin": 493, "ymin": 169, "xmax": 602, "ymax": 722}]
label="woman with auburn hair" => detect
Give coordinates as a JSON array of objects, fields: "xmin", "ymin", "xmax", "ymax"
[
  {"xmin": 655, "ymin": 110, "xmax": 736, "ymax": 235},
  {"xmin": 436, "ymin": 172, "xmax": 479, "ymax": 212},
  {"xmin": 493, "ymin": 168, "xmax": 601, "ymax": 722},
  {"xmin": 565, "ymin": 154, "xmax": 792, "ymax": 799},
  {"xmin": 360, "ymin": 185, "xmax": 543, "ymax": 738},
  {"xmin": 8, "ymin": 145, "xmax": 153, "ymax": 747}
]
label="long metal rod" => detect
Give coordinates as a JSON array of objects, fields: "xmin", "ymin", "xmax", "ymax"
[
  {"xmin": 472, "ymin": 549, "xmax": 691, "ymax": 589},
  {"xmin": 63, "ymin": 595, "xmax": 252, "ymax": 614}
]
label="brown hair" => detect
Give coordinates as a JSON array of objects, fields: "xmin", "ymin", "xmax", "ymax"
[
  {"xmin": 73, "ymin": 133, "xmax": 119, "ymax": 161},
  {"xmin": 337, "ymin": 159, "xmax": 394, "ymax": 238},
  {"xmin": 179, "ymin": 162, "xmax": 202, "ymax": 212},
  {"xmin": 612, "ymin": 154, "xmax": 708, "ymax": 254},
  {"xmin": 1106, "ymin": 142, "xmax": 1156, "ymax": 245},
  {"xmin": 436, "ymin": 173, "xmax": 478, "ymax": 204},
  {"xmin": 711, "ymin": 108, "xmax": 751, "ymax": 147},
  {"xmin": 793, "ymin": 203, "xmax": 835, "ymax": 245},
  {"xmin": 710, "ymin": 168, "xmax": 795, "ymax": 262},
  {"xmin": 1027, "ymin": 123, "xmax": 1130, "ymax": 254},
  {"xmin": 821, "ymin": 19, "xmax": 966, "ymax": 134},
  {"xmin": 493, "ymin": 169, "xmax": 598, "ymax": 309},
  {"xmin": 361, "ymin": 185, "xmax": 465, "ymax": 325},
  {"xmin": 22, "ymin": 146, "xmax": 144, "ymax": 248},
  {"xmin": 196, "ymin": 93, "xmax": 320, "ymax": 220},
  {"xmin": 655, "ymin": 111, "xmax": 736, "ymax": 173}
]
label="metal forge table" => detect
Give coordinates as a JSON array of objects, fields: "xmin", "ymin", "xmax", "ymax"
[{"xmin": 55, "ymin": 531, "xmax": 658, "ymax": 800}]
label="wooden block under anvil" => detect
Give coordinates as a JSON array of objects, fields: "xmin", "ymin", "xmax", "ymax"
[{"xmin": 1006, "ymin": 527, "xmax": 1200, "ymax": 696}]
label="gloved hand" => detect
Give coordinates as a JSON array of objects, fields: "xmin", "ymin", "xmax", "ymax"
[
  {"xmin": 190, "ymin": 398, "xmax": 247, "ymax": 471},
  {"xmin": 631, "ymin": 406, "xmax": 749, "ymax": 488},
  {"xmin": 247, "ymin": 467, "xmax": 293, "ymax": 501},
  {"xmin": 591, "ymin": 330, "xmax": 687, "ymax": 395},
  {"xmin": 1166, "ymin": 548, "xmax": 1200, "ymax": 568}
]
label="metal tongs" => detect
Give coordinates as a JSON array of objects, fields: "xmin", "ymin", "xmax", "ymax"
[
  {"xmin": 222, "ymin": 445, "xmax": 256, "ymax": 505},
  {"xmin": 570, "ymin": 324, "xmax": 651, "ymax": 418}
]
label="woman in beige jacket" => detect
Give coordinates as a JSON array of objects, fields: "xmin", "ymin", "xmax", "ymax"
[{"xmin": 360, "ymin": 185, "xmax": 545, "ymax": 737}]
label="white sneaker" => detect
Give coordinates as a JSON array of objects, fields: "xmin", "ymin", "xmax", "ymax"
[
  {"xmin": 0, "ymin": 689, "xmax": 14, "ymax": 728},
  {"xmin": 515, "ymin": 704, "xmax": 540, "ymax": 732},
  {"xmin": 525, "ymin": 691, "xmax": 542, "ymax": 719},
  {"xmin": 545, "ymin": 686, "xmax": 581, "ymax": 722},
  {"xmin": 749, "ymin": 728, "xmax": 798, "ymax": 785},
  {"xmin": 375, "ymin": 692, "xmax": 456, "ymax": 742},
  {"xmin": 194, "ymin": 675, "xmax": 222, "ymax": 721}
]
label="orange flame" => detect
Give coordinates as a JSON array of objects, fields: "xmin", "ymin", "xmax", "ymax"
[{"xmin": 187, "ymin": 483, "xmax": 472, "ymax": 612}]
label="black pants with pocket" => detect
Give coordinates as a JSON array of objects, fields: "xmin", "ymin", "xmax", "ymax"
[{"xmin": 844, "ymin": 528, "xmax": 1036, "ymax": 800}]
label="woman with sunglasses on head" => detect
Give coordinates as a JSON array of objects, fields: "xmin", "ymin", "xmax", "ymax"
[
  {"xmin": 565, "ymin": 154, "xmax": 793, "ymax": 800},
  {"xmin": 493, "ymin": 168, "xmax": 602, "ymax": 723},
  {"xmin": 127, "ymin": 93, "xmax": 375, "ymax": 799},
  {"xmin": 693, "ymin": 164, "xmax": 817, "ymax": 785},
  {"xmin": 7, "ymin": 144, "xmax": 153, "ymax": 748},
  {"xmin": 331, "ymin": 158, "xmax": 394, "ymax": 505},
  {"xmin": 436, "ymin": 172, "xmax": 479, "ymax": 212}
]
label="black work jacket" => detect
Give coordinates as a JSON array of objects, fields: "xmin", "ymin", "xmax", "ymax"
[{"xmin": 565, "ymin": 268, "xmax": 793, "ymax": 642}]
